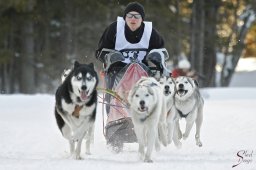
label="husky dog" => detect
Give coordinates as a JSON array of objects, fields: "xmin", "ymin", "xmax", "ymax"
[
  {"xmin": 159, "ymin": 76, "xmax": 178, "ymax": 145},
  {"xmin": 55, "ymin": 61, "xmax": 98, "ymax": 159},
  {"xmin": 174, "ymin": 76, "xmax": 204, "ymax": 147},
  {"xmin": 128, "ymin": 77, "xmax": 167, "ymax": 163}
]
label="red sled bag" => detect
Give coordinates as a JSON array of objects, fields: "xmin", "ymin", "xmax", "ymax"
[
  {"xmin": 105, "ymin": 63, "xmax": 150, "ymax": 151},
  {"xmin": 100, "ymin": 48, "xmax": 170, "ymax": 152}
]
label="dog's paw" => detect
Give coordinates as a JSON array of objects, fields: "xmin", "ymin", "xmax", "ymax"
[
  {"xmin": 144, "ymin": 158, "xmax": 153, "ymax": 163},
  {"xmin": 112, "ymin": 145, "xmax": 123, "ymax": 153},
  {"xmin": 182, "ymin": 134, "xmax": 188, "ymax": 140},
  {"xmin": 196, "ymin": 141, "xmax": 203, "ymax": 147},
  {"xmin": 167, "ymin": 138, "xmax": 172, "ymax": 145},
  {"xmin": 85, "ymin": 151, "xmax": 91, "ymax": 155},
  {"xmin": 71, "ymin": 154, "xmax": 83, "ymax": 160},
  {"xmin": 195, "ymin": 135, "xmax": 202, "ymax": 147},
  {"xmin": 76, "ymin": 156, "xmax": 83, "ymax": 160},
  {"xmin": 176, "ymin": 142, "xmax": 182, "ymax": 149}
]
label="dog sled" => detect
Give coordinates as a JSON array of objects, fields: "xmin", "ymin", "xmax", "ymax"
[{"xmin": 97, "ymin": 48, "xmax": 170, "ymax": 152}]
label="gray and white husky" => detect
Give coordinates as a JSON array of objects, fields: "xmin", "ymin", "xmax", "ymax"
[
  {"xmin": 55, "ymin": 61, "xmax": 98, "ymax": 159},
  {"xmin": 173, "ymin": 76, "xmax": 204, "ymax": 147}
]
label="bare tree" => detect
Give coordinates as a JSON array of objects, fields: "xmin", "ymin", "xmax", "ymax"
[
  {"xmin": 220, "ymin": 5, "xmax": 256, "ymax": 86},
  {"xmin": 20, "ymin": 0, "xmax": 36, "ymax": 93},
  {"xmin": 203, "ymin": 0, "xmax": 221, "ymax": 87},
  {"xmin": 172, "ymin": 0, "xmax": 182, "ymax": 64},
  {"xmin": 190, "ymin": 0, "xmax": 205, "ymax": 86}
]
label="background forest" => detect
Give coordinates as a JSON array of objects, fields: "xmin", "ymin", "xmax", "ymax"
[{"xmin": 0, "ymin": 0, "xmax": 255, "ymax": 94}]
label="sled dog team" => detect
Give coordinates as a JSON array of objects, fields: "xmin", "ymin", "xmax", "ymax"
[{"xmin": 55, "ymin": 61, "xmax": 204, "ymax": 162}]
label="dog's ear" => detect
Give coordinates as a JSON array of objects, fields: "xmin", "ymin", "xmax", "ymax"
[
  {"xmin": 140, "ymin": 76, "xmax": 147, "ymax": 82},
  {"xmin": 128, "ymin": 86, "xmax": 138, "ymax": 104},
  {"xmin": 147, "ymin": 86, "xmax": 158, "ymax": 104},
  {"xmin": 88, "ymin": 63, "xmax": 94, "ymax": 68},
  {"xmin": 74, "ymin": 61, "xmax": 80, "ymax": 68},
  {"xmin": 137, "ymin": 77, "xmax": 147, "ymax": 85},
  {"xmin": 187, "ymin": 77, "xmax": 199, "ymax": 88},
  {"xmin": 147, "ymin": 86, "xmax": 154, "ymax": 96},
  {"xmin": 194, "ymin": 79, "xmax": 199, "ymax": 87},
  {"xmin": 171, "ymin": 77, "xmax": 175, "ymax": 83},
  {"xmin": 155, "ymin": 76, "xmax": 161, "ymax": 81}
]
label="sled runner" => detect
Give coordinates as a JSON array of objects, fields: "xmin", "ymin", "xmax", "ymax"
[{"xmin": 98, "ymin": 48, "xmax": 170, "ymax": 152}]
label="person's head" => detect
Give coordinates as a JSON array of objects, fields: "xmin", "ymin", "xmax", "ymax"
[
  {"xmin": 178, "ymin": 59, "xmax": 191, "ymax": 71},
  {"xmin": 123, "ymin": 2, "xmax": 145, "ymax": 31}
]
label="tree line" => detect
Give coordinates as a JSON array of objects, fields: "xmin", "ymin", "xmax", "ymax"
[{"xmin": 0, "ymin": 0, "xmax": 255, "ymax": 94}]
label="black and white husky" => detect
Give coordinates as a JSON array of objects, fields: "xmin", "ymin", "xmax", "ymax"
[{"xmin": 54, "ymin": 61, "xmax": 98, "ymax": 159}]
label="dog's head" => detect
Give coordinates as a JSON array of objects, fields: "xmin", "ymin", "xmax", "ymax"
[
  {"xmin": 159, "ymin": 76, "xmax": 176, "ymax": 98},
  {"xmin": 128, "ymin": 85, "xmax": 157, "ymax": 115},
  {"xmin": 61, "ymin": 68, "xmax": 71, "ymax": 83},
  {"xmin": 70, "ymin": 61, "xmax": 98, "ymax": 101},
  {"xmin": 175, "ymin": 76, "xmax": 198, "ymax": 100}
]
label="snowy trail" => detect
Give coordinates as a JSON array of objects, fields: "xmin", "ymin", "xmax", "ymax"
[{"xmin": 0, "ymin": 88, "xmax": 256, "ymax": 170}]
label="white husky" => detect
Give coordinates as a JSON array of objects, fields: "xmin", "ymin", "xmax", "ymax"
[
  {"xmin": 128, "ymin": 77, "xmax": 167, "ymax": 162},
  {"xmin": 159, "ymin": 76, "xmax": 178, "ymax": 146},
  {"xmin": 174, "ymin": 76, "xmax": 204, "ymax": 147}
]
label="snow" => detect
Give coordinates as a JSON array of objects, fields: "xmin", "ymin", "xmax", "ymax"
[
  {"xmin": 234, "ymin": 58, "xmax": 256, "ymax": 72},
  {"xmin": 1, "ymin": 62, "xmax": 256, "ymax": 169},
  {"xmin": 230, "ymin": 57, "xmax": 256, "ymax": 87}
]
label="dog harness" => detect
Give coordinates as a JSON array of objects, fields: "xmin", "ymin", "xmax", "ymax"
[
  {"xmin": 72, "ymin": 105, "xmax": 83, "ymax": 118},
  {"xmin": 140, "ymin": 113, "xmax": 152, "ymax": 122},
  {"xmin": 115, "ymin": 17, "xmax": 152, "ymax": 63},
  {"xmin": 176, "ymin": 98, "xmax": 197, "ymax": 118},
  {"xmin": 177, "ymin": 108, "xmax": 189, "ymax": 118}
]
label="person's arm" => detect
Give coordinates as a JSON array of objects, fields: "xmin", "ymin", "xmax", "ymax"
[
  {"xmin": 142, "ymin": 28, "xmax": 165, "ymax": 66},
  {"xmin": 95, "ymin": 22, "xmax": 117, "ymax": 62},
  {"xmin": 148, "ymin": 28, "xmax": 164, "ymax": 50}
]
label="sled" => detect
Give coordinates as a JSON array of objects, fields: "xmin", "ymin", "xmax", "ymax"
[{"xmin": 98, "ymin": 48, "xmax": 170, "ymax": 152}]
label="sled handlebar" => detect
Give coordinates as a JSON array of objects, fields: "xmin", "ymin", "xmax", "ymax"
[{"xmin": 119, "ymin": 48, "xmax": 148, "ymax": 53}]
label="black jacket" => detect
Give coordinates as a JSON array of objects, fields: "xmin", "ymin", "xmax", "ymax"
[{"xmin": 95, "ymin": 21, "xmax": 164, "ymax": 61}]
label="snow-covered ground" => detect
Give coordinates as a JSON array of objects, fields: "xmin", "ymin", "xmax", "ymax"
[
  {"xmin": 0, "ymin": 58, "xmax": 256, "ymax": 170},
  {"xmin": 230, "ymin": 57, "xmax": 256, "ymax": 87}
]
